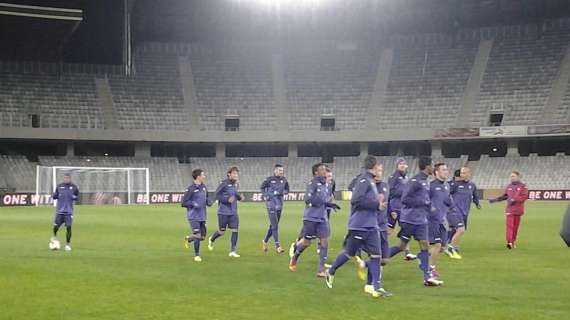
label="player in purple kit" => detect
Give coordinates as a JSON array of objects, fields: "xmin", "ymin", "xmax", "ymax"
[
  {"xmin": 182, "ymin": 169, "xmax": 213, "ymax": 262},
  {"xmin": 208, "ymin": 167, "xmax": 243, "ymax": 258},
  {"xmin": 317, "ymin": 166, "xmax": 337, "ymax": 256},
  {"xmin": 387, "ymin": 158, "xmax": 416, "ymax": 261},
  {"xmin": 289, "ymin": 163, "xmax": 338, "ymax": 277},
  {"xmin": 260, "ymin": 164, "xmax": 290, "ymax": 254},
  {"xmin": 50, "ymin": 171, "xmax": 79, "ymax": 252},
  {"xmin": 388, "ymin": 156, "xmax": 443, "ymax": 286},
  {"xmin": 428, "ymin": 163, "xmax": 453, "ymax": 278},
  {"xmin": 446, "ymin": 166, "xmax": 481, "ymax": 259},
  {"xmin": 357, "ymin": 162, "xmax": 393, "ymax": 295},
  {"xmin": 325, "ymin": 156, "xmax": 392, "ymax": 298}
]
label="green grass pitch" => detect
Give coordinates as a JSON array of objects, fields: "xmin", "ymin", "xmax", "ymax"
[{"xmin": 1, "ymin": 201, "xmax": 569, "ymax": 320}]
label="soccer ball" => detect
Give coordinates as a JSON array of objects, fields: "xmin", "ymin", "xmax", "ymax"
[{"xmin": 49, "ymin": 240, "xmax": 61, "ymax": 250}]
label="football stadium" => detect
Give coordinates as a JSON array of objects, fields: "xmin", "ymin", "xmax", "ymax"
[{"xmin": 1, "ymin": 0, "xmax": 570, "ymax": 319}]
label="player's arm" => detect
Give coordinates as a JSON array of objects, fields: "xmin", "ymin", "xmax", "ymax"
[
  {"xmin": 181, "ymin": 186, "xmax": 196, "ymax": 208},
  {"xmin": 260, "ymin": 178, "xmax": 270, "ymax": 198},
  {"xmin": 472, "ymin": 184, "xmax": 481, "ymax": 209},
  {"xmin": 350, "ymin": 179, "xmax": 378, "ymax": 210},
  {"xmin": 52, "ymin": 186, "xmax": 60, "ymax": 200},
  {"xmin": 205, "ymin": 186, "xmax": 214, "ymax": 207},
  {"xmin": 304, "ymin": 181, "xmax": 324, "ymax": 207},
  {"xmin": 490, "ymin": 187, "xmax": 508, "ymax": 203},
  {"xmin": 215, "ymin": 182, "xmax": 232, "ymax": 204},
  {"xmin": 72, "ymin": 185, "xmax": 79, "ymax": 201},
  {"xmin": 283, "ymin": 179, "xmax": 290, "ymax": 195}
]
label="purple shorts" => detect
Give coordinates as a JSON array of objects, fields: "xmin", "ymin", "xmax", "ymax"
[
  {"xmin": 344, "ymin": 229, "xmax": 381, "ymax": 257},
  {"xmin": 447, "ymin": 213, "xmax": 465, "ymax": 229},
  {"xmin": 54, "ymin": 214, "xmax": 73, "ymax": 227},
  {"xmin": 428, "ymin": 222, "xmax": 447, "ymax": 245},
  {"xmin": 301, "ymin": 220, "xmax": 329, "ymax": 240},
  {"xmin": 218, "ymin": 214, "xmax": 239, "ymax": 230},
  {"xmin": 398, "ymin": 222, "xmax": 428, "ymax": 242},
  {"xmin": 189, "ymin": 220, "xmax": 207, "ymax": 237}
]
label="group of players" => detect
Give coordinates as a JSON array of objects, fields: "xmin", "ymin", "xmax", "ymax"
[
  {"xmin": 178, "ymin": 155, "xmax": 483, "ymax": 298},
  {"xmin": 48, "ymin": 155, "xmax": 527, "ymax": 298}
]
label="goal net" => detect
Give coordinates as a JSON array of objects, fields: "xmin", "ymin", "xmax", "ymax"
[{"xmin": 36, "ymin": 166, "xmax": 150, "ymax": 206}]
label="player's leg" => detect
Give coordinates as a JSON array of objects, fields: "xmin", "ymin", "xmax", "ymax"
[
  {"xmin": 428, "ymin": 224, "xmax": 445, "ymax": 278},
  {"xmin": 228, "ymin": 215, "xmax": 240, "ymax": 257},
  {"xmin": 63, "ymin": 215, "xmax": 73, "ymax": 251},
  {"xmin": 449, "ymin": 223, "xmax": 466, "ymax": 259},
  {"xmin": 364, "ymin": 231, "xmax": 391, "ymax": 297},
  {"xmin": 208, "ymin": 215, "xmax": 227, "ymax": 250},
  {"xmin": 506, "ymin": 213, "xmax": 514, "ymax": 249},
  {"xmin": 512, "ymin": 215, "xmax": 521, "ymax": 247},
  {"xmin": 316, "ymin": 222, "xmax": 330, "ymax": 276},
  {"xmin": 52, "ymin": 214, "xmax": 64, "ymax": 239},
  {"xmin": 268, "ymin": 209, "xmax": 281, "ymax": 250},
  {"xmin": 262, "ymin": 207, "xmax": 273, "ymax": 251},
  {"xmin": 325, "ymin": 230, "xmax": 363, "ymax": 287},
  {"xmin": 289, "ymin": 221, "xmax": 314, "ymax": 271},
  {"xmin": 389, "ymin": 222, "xmax": 412, "ymax": 257},
  {"xmin": 274, "ymin": 209, "xmax": 284, "ymax": 253}
]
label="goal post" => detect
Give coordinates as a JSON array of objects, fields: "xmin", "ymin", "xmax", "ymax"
[{"xmin": 35, "ymin": 166, "xmax": 150, "ymax": 206}]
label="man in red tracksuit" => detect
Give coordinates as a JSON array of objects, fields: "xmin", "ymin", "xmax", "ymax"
[{"xmin": 489, "ymin": 171, "xmax": 528, "ymax": 249}]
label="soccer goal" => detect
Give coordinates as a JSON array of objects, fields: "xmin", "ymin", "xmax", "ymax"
[{"xmin": 35, "ymin": 166, "xmax": 150, "ymax": 206}]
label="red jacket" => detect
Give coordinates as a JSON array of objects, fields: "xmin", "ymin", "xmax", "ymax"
[{"xmin": 493, "ymin": 181, "xmax": 528, "ymax": 216}]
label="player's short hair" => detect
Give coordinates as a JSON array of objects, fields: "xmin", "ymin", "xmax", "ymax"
[
  {"xmin": 434, "ymin": 163, "xmax": 446, "ymax": 173},
  {"xmin": 274, "ymin": 164, "xmax": 283, "ymax": 169},
  {"xmin": 227, "ymin": 166, "xmax": 239, "ymax": 175},
  {"xmin": 512, "ymin": 170, "xmax": 522, "ymax": 177},
  {"xmin": 454, "ymin": 169, "xmax": 461, "ymax": 177},
  {"xmin": 419, "ymin": 156, "xmax": 432, "ymax": 170},
  {"xmin": 363, "ymin": 155, "xmax": 377, "ymax": 170},
  {"xmin": 312, "ymin": 163, "xmax": 324, "ymax": 175},
  {"xmin": 192, "ymin": 169, "xmax": 204, "ymax": 180},
  {"xmin": 325, "ymin": 166, "xmax": 332, "ymax": 173}
]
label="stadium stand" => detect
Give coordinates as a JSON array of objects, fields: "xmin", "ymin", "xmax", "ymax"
[
  {"xmin": 108, "ymin": 47, "xmax": 188, "ymax": 130},
  {"xmin": 381, "ymin": 37, "xmax": 478, "ymax": 129},
  {"xmin": 1, "ymin": 154, "xmax": 568, "ymax": 193},
  {"xmin": 187, "ymin": 157, "xmax": 321, "ymax": 191},
  {"xmin": 0, "ymin": 68, "xmax": 103, "ymax": 129},
  {"xmin": 2, "ymin": 24, "xmax": 570, "ymax": 131},
  {"xmin": 471, "ymin": 153, "xmax": 570, "ymax": 189},
  {"xmin": 189, "ymin": 44, "xmax": 276, "ymax": 131},
  {"xmin": 283, "ymin": 45, "xmax": 379, "ymax": 130},
  {"xmin": 472, "ymin": 28, "xmax": 570, "ymax": 127}
]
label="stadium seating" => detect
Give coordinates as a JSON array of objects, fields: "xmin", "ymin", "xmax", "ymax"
[
  {"xmin": 188, "ymin": 45, "xmax": 276, "ymax": 131},
  {"xmin": 2, "ymin": 25, "xmax": 569, "ymax": 131},
  {"xmin": 0, "ymin": 71, "xmax": 103, "ymax": 129},
  {"xmin": 187, "ymin": 157, "xmax": 321, "ymax": 191},
  {"xmin": 472, "ymin": 29, "xmax": 570, "ymax": 127},
  {"xmin": 0, "ymin": 154, "xmax": 568, "ymax": 193},
  {"xmin": 0, "ymin": 155, "xmax": 37, "ymax": 192},
  {"xmin": 283, "ymin": 45, "xmax": 378, "ymax": 130},
  {"xmin": 108, "ymin": 49, "xmax": 188, "ymax": 130},
  {"xmin": 380, "ymin": 39, "xmax": 478, "ymax": 129},
  {"xmin": 472, "ymin": 153, "xmax": 570, "ymax": 189}
]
